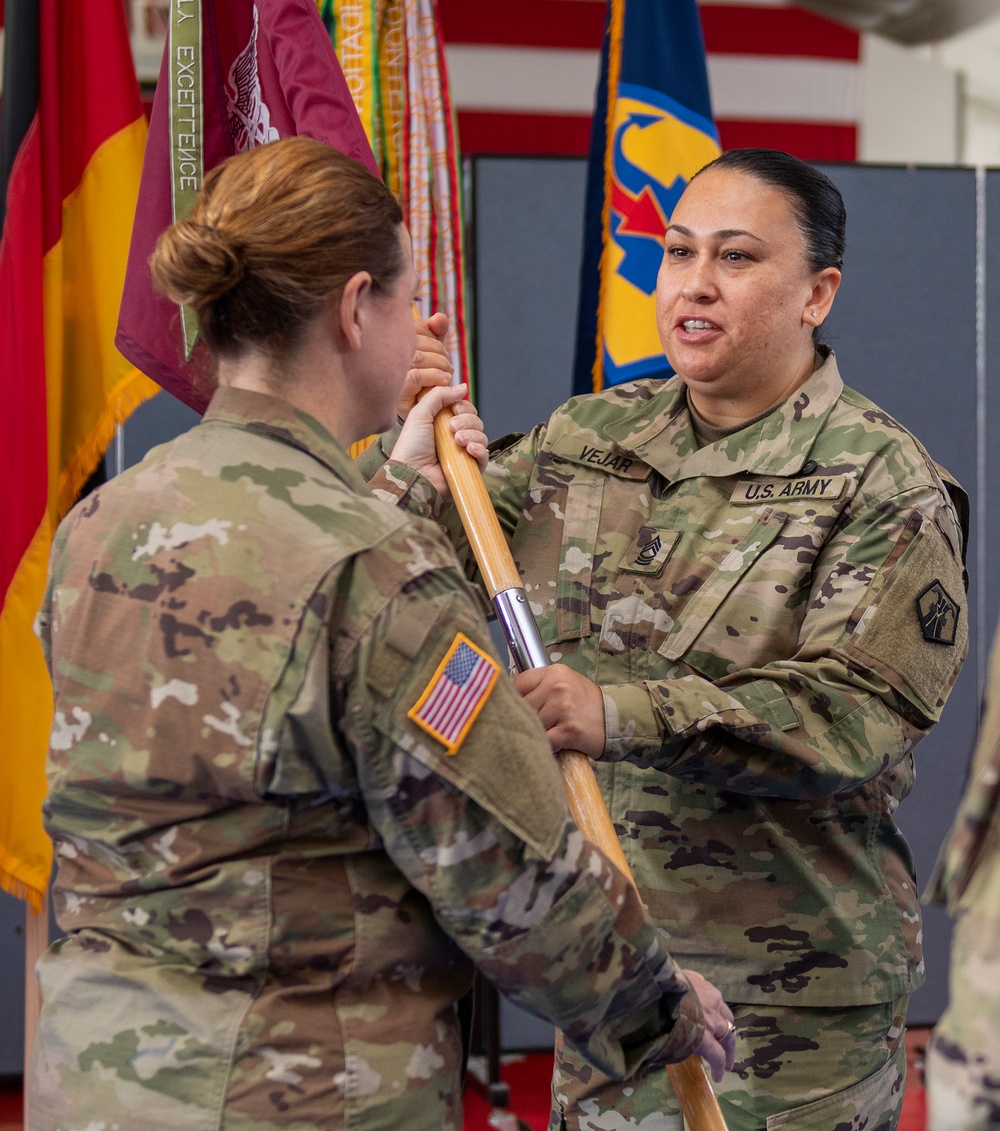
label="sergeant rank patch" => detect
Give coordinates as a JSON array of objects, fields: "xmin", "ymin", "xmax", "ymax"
[
  {"xmin": 408, "ymin": 634, "xmax": 499, "ymax": 754},
  {"xmin": 619, "ymin": 527, "xmax": 678, "ymax": 575},
  {"xmin": 915, "ymin": 580, "xmax": 960, "ymax": 645}
]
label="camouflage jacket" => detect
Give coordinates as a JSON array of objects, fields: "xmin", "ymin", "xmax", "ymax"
[
  {"xmin": 931, "ymin": 616, "xmax": 1000, "ymax": 915},
  {"xmin": 925, "ymin": 623, "xmax": 1000, "ymax": 1129},
  {"xmin": 366, "ymin": 350, "xmax": 969, "ymax": 1008},
  {"xmin": 29, "ymin": 387, "xmax": 702, "ymax": 1131}
]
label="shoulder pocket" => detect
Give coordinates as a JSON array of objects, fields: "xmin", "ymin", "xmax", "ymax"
[
  {"xmin": 842, "ymin": 508, "xmax": 968, "ymax": 720},
  {"xmin": 256, "ymin": 569, "xmax": 349, "ymax": 799},
  {"xmin": 373, "ymin": 600, "xmax": 568, "ymax": 861},
  {"xmin": 555, "ymin": 476, "xmax": 604, "ymax": 643}
]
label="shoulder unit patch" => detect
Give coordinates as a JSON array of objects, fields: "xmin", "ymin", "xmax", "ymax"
[
  {"xmin": 408, "ymin": 634, "xmax": 499, "ymax": 754},
  {"xmin": 916, "ymin": 580, "xmax": 960, "ymax": 645}
]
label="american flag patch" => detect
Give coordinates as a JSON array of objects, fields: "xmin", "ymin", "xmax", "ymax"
[{"xmin": 408, "ymin": 634, "xmax": 499, "ymax": 755}]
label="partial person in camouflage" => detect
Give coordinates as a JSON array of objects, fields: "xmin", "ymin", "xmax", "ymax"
[
  {"xmin": 365, "ymin": 148, "xmax": 970, "ymax": 1130},
  {"xmin": 26, "ymin": 136, "xmax": 736, "ymax": 1131},
  {"xmin": 926, "ymin": 623, "xmax": 1000, "ymax": 1130}
]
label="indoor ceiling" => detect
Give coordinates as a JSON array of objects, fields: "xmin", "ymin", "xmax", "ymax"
[{"xmin": 802, "ymin": 0, "xmax": 1000, "ymax": 43}]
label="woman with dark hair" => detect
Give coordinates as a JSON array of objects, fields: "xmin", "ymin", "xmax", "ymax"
[
  {"xmin": 26, "ymin": 135, "xmax": 734, "ymax": 1131},
  {"xmin": 372, "ymin": 148, "xmax": 970, "ymax": 1129}
]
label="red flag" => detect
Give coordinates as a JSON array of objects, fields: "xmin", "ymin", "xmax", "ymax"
[
  {"xmin": 116, "ymin": 0, "xmax": 378, "ymax": 413},
  {"xmin": 0, "ymin": 0, "xmax": 153, "ymax": 908}
]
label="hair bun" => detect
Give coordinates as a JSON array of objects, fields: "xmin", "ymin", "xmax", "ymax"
[
  {"xmin": 150, "ymin": 217, "xmax": 247, "ymax": 309},
  {"xmin": 195, "ymin": 223, "xmax": 246, "ymax": 301}
]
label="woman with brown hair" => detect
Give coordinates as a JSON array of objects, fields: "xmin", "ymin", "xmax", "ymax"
[{"xmin": 27, "ymin": 135, "xmax": 732, "ymax": 1131}]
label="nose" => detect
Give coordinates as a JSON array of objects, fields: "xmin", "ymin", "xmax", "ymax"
[{"xmin": 680, "ymin": 257, "xmax": 718, "ymax": 303}]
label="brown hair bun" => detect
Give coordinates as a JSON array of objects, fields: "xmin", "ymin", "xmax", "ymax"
[{"xmin": 153, "ymin": 217, "xmax": 246, "ymax": 310}]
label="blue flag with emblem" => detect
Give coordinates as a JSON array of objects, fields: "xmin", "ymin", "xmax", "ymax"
[{"xmin": 573, "ymin": 0, "xmax": 721, "ymax": 394}]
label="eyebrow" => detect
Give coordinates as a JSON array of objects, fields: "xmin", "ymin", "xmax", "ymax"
[{"xmin": 666, "ymin": 224, "xmax": 765, "ymax": 244}]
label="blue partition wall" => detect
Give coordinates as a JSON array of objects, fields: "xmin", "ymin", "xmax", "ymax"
[{"xmin": 1, "ymin": 162, "xmax": 996, "ymax": 1072}]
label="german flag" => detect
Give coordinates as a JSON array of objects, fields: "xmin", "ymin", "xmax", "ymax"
[{"xmin": 0, "ymin": 0, "xmax": 156, "ymax": 910}]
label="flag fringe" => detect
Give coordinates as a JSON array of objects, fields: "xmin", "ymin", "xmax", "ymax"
[
  {"xmin": 592, "ymin": 0, "xmax": 625, "ymax": 394},
  {"xmin": 55, "ymin": 369, "xmax": 159, "ymax": 522},
  {"xmin": 0, "ymin": 866, "xmax": 45, "ymax": 913}
]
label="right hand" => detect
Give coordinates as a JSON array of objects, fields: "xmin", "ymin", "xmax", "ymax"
[
  {"xmin": 512, "ymin": 664, "xmax": 606, "ymax": 757},
  {"xmin": 388, "ymin": 383, "xmax": 487, "ymax": 497},
  {"xmin": 683, "ymin": 968, "xmax": 736, "ymax": 1082},
  {"xmin": 397, "ymin": 310, "xmax": 452, "ymax": 421}
]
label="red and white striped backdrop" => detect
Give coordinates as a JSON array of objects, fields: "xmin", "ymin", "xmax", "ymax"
[{"xmin": 437, "ymin": 0, "xmax": 861, "ymax": 162}]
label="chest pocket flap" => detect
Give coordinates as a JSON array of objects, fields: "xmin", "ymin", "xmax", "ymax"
[
  {"xmin": 536, "ymin": 440, "xmax": 651, "ymax": 645},
  {"xmin": 657, "ymin": 507, "xmax": 789, "ymax": 662}
]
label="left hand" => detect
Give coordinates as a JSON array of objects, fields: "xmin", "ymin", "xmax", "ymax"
[
  {"xmin": 397, "ymin": 311, "xmax": 453, "ymax": 421},
  {"xmin": 683, "ymin": 969, "xmax": 736, "ymax": 1083},
  {"xmin": 389, "ymin": 383, "xmax": 488, "ymax": 497},
  {"xmin": 513, "ymin": 665, "xmax": 606, "ymax": 757}
]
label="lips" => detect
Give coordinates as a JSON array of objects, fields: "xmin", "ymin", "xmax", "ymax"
[{"xmin": 673, "ymin": 315, "xmax": 723, "ymax": 346}]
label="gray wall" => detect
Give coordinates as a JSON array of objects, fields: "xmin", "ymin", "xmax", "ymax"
[{"xmin": 3, "ymin": 161, "xmax": 995, "ymax": 1070}]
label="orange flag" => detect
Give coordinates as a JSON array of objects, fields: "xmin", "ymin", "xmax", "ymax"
[{"xmin": 0, "ymin": 0, "xmax": 156, "ymax": 909}]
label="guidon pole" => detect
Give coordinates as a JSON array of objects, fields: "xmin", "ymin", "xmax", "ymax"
[{"xmin": 423, "ymin": 394, "xmax": 729, "ymax": 1131}]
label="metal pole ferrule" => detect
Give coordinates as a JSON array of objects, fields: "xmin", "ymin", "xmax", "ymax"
[{"xmin": 493, "ymin": 587, "xmax": 550, "ymax": 672}]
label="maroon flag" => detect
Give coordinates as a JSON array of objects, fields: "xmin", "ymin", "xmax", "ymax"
[{"xmin": 116, "ymin": 0, "xmax": 378, "ymax": 412}]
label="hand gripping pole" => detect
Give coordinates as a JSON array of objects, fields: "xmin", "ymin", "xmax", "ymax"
[{"xmin": 424, "ymin": 398, "xmax": 728, "ymax": 1131}]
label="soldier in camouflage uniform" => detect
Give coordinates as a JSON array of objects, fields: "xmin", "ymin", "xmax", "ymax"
[
  {"xmin": 27, "ymin": 137, "xmax": 736, "ymax": 1131},
  {"xmin": 926, "ymin": 622, "xmax": 1000, "ymax": 1130},
  {"xmin": 367, "ymin": 149, "xmax": 970, "ymax": 1129}
]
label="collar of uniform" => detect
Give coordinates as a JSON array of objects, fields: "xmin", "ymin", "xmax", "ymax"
[
  {"xmin": 203, "ymin": 385, "xmax": 370, "ymax": 492},
  {"xmin": 614, "ymin": 349, "xmax": 845, "ymax": 484}
]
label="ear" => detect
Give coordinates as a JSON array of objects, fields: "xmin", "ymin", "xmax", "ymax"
[
  {"xmin": 337, "ymin": 270, "xmax": 374, "ymax": 351},
  {"xmin": 803, "ymin": 266, "xmax": 841, "ymax": 328}
]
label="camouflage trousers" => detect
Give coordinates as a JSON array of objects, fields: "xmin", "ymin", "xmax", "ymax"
[
  {"xmin": 550, "ymin": 997, "xmax": 908, "ymax": 1131},
  {"xmin": 926, "ymin": 855, "xmax": 1000, "ymax": 1131}
]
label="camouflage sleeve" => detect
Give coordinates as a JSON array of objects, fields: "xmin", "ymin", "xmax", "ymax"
[
  {"xmin": 482, "ymin": 427, "xmax": 547, "ymax": 540},
  {"xmin": 367, "ymin": 460, "xmax": 449, "ymax": 522},
  {"xmin": 337, "ymin": 564, "xmax": 704, "ymax": 1078},
  {"xmin": 602, "ymin": 482, "xmax": 968, "ymax": 799},
  {"xmin": 924, "ymin": 601, "xmax": 1000, "ymax": 1125},
  {"xmin": 354, "ymin": 426, "xmax": 398, "ymax": 480},
  {"xmin": 926, "ymin": 845, "xmax": 1000, "ymax": 1129},
  {"xmin": 35, "ymin": 583, "xmax": 53, "ymax": 669},
  {"xmin": 34, "ymin": 523, "xmax": 73, "ymax": 670},
  {"xmin": 928, "ymin": 612, "xmax": 1000, "ymax": 910},
  {"xmin": 352, "ymin": 427, "xmax": 450, "ymax": 521},
  {"xmin": 356, "ymin": 424, "xmax": 546, "ymax": 593}
]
